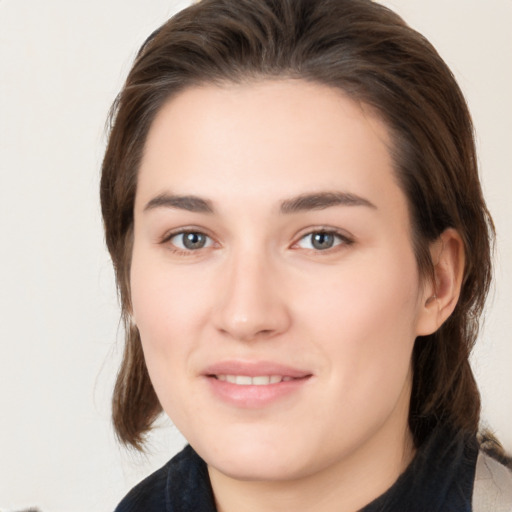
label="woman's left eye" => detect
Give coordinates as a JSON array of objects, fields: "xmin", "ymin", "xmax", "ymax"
[
  {"xmin": 167, "ymin": 231, "xmax": 213, "ymax": 251},
  {"xmin": 295, "ymin": 231, "xmax": 350, "ymax": 251}
]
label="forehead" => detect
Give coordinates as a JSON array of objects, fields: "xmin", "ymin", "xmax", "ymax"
[{"xmin": 136, "ymin": 79, "xmax": 403, "ymax": 215}]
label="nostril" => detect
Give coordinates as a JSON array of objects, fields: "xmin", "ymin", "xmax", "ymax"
[{"xmin": 256, "ymin": 329, "xmax": 274, "ymax": 337}]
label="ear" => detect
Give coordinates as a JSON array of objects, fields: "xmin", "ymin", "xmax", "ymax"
[{"xmin": 416, "ymin": 228, "xmax": 465, "ymax": 336}]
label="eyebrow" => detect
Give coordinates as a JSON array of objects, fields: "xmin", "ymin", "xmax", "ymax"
[
  {"xmin": 280, "ymin": 192, "xmax": 376, "ymax": 213},
  {"xmin": 144, "ymin": 193, "xmax": 214, "ymax": 213},
  {"xmin": 143, "ymin": 191, "xmax": 376, "ymax": 215}
]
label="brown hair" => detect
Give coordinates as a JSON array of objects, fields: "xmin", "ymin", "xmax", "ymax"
[{"xmin": 101, "ymin": 0, "xmax": 494, "ymax": 450}]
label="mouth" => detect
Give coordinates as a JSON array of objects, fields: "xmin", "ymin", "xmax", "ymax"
[
  {"xmin": 203, "ymin": 362, "xmax": 312, "ymax": 408},
  {"xmin": 212, "ymin": 375, "xmax": 299, "ymax": 385}
]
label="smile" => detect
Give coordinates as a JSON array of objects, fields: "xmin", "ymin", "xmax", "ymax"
[{"xmin": 215, "ymin": 375, "xmax": 295, "ymax": 385}]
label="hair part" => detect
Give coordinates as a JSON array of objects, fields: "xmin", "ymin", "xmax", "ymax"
[{"xmin": 101, "ymin": 0, "xmax": 494, "ymax": 450}]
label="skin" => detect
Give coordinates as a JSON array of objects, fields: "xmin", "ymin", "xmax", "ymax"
[{"xmin": 130, "ymin": 80, "xmax": 463, "ymax": 512}]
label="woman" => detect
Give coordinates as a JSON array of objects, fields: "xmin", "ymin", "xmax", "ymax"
[{"xmin": 101, "ymin": 0, "xmax": 511, "ymax": 510}]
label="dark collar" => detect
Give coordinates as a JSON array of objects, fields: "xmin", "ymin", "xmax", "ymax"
[{"xmin": 361, "ymin": 426, "xmax": 478, "ymax": 512}]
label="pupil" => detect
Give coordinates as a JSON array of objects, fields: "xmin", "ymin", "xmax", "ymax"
[
  {"xmin": 183, "ymin": 232, "xmax": 205, "ymax": 249},
  {"xmin": 312, "ymin": 232, "xmax": 333, "ymax": 250}
]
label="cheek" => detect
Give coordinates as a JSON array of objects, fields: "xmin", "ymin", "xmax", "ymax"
[
  {"xmin": 129, "ymin": 247, "xmax": 200, "ymax": 380},
  {"xmin": 296, "ymin": 250, "xmax": 421, "ymax": 392},
  {"xmin": 131, "ymin": 244, "xmax": 209, "ymax": 337},
  {"xmin": 129, "ymin": 249, "xmax": 209, "ymax": 421}
]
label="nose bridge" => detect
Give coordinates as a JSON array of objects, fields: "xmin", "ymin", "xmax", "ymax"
[{"xmin": 214, "ymin": 243, "xmax": 290, "ymax": 341}]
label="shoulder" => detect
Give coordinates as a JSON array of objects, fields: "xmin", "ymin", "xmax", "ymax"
[
  {"xmin": 114, "ymin": 445, "xmax": 197, "ymax": 512},
  {"xmin": 472, "ymin": 450, "xmax": 512, "ymax": 512}
]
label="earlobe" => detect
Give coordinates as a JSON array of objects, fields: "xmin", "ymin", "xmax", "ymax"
[{"xmin": 416, "ymin": 228, "xmax": 465, "ymax": 336}]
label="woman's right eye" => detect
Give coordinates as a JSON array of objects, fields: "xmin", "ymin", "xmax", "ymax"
[{"xmin": 166, "ymin": 231, "xmax": 213, "ymax": 251}]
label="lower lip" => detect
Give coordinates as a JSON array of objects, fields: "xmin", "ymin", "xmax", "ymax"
[{"xmin": 205, "ymin": 376, "xmax": 311, "ymax": 408}]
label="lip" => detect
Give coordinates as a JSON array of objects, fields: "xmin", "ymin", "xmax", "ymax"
[
  {"xmin": 203, "ymin": 360, "xmax": 311, "ymax": 378},
  {"xmin": 202, "ymin": 360, "xmax": 313, "ymax": 408}
]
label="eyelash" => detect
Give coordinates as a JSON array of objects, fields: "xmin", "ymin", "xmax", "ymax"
[
  {"xmin": 160, "ymin": 229, "xmax": 215, "ymax": 256},
  {"xmin": 160, "ymin": 228, "xmax": 354, "ymax": 255},
  {"xmin": 293, "ymin": 229, "xmax": 354, "ymax": 253}
]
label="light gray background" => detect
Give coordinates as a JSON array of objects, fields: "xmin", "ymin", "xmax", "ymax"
[{"xmin": 0, "ymin": 1, "xmax": 510, "ymax": 510}]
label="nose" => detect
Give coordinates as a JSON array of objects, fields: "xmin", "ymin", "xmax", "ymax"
[{"xmin": 212, "ymin": 250, "xmax": 292, "ymax": 342}]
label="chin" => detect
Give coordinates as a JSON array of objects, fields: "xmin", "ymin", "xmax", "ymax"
[
  {"xmin": 208, "ymin": 450, "xmax": 307, "ymax": 482},
  {"xmin": 192, "ymin": 429, "xmax": 319, "ymax": 482}
]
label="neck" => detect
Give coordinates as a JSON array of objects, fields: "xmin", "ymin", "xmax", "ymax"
[{"xmin": 208, "ymin": 387, "xmax": 415, "ymax": 512}]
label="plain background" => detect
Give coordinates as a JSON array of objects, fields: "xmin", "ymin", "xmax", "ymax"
[{"xmin": 0, "ymin": 1, "xmax": 510, "ymax": 510}]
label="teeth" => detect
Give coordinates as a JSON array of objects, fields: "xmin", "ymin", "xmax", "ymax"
[
  {"xmin": 216, "ymin": 375, "xmax": 290, "ymax": 385},
  {"xmin": 251, "ymin": 376, "xmax": 270, "ymax": 385},
  {"xmin": 236, "ymin": 375, "xmax": 253, "ymax": 385}
]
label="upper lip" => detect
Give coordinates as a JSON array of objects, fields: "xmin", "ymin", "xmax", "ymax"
[{"xmin": 203, "ymin": 360, "xmax": 312, "ymax": 378}]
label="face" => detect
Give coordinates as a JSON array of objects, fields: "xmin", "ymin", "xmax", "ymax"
[{"xmin": 131, "ymin": 80, "xmax": 431, "ymax": 482}]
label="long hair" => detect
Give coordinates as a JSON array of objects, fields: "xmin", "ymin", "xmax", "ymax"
[{"xmin": 101, "ymin": 0, "xmax": 494, "ymax": 450}]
